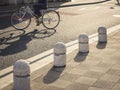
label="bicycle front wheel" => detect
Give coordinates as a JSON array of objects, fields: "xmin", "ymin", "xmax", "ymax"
[
  {"xmin": 42, "ymin": 10, "xmax": 60, "ymax": 29},
  {"xmin": 11, "ymin": 10, "xmax": 31, "ymax": 30}
]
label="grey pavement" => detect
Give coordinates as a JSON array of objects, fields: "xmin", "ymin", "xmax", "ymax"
[
  {"xmin": 1, "ymin": 0, "xmax": 120, "ymax": 70},
  {"xmin": 1, "ymin": 27, "xmax": 120, "ymax": 90}
]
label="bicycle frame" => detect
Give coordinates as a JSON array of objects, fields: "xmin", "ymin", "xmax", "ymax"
[
  {"xmin": 11, "ymin": 4, "xmax": 60, "ymax": 30},
  {"xmin": 23, "ymin": 6, "xmax": 35, "ymax": 17}
]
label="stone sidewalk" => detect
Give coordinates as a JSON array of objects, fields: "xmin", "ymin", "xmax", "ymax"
[
  {"xmin": 31, "ymin": 29, "xmax": 120, "ymax": 90},
  {"xmin": 2, "ymin": 29, "xmax": 120, "ymax": 90}
]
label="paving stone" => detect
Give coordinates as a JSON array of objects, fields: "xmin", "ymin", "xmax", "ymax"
[
  {"xmin": 31, "ymin": 81, "xmax": 46, "ymax": 90},
  {"xmin": 81, "ymin": 60, "xmax": 100, "ymax": 66},
  {"xmin": 110, "ymin": 53, "xmax": 120, "ymax": 62},
  {"xmin": 106, "ymin": 69, "xmax": 120, "ymax": 76},
  {"xmin": 97, "ymin": 61, "xmax": 113, "ymax": 68},
  {"xmin": 0, "ymin": 83, "xmax": 13, "ymax": 90},
  {"xmin": 65, "ymin": 83, "xmax": 89, "ymax": 90},
  {"xmin": 84, "ymin": 71, "xmax": 103, "ymax": 79},
  {"xmin": 112, "ymin": 84, "xmax": 120, "ymax": 90},
  {"xmin": 75, "ymin": 64, "xmax": 92, "ymax": 71},
  {"xmin": 112, "ymin": 63, "xmax": 120, "ymax": 70},
  {"xmin": 31, "ymin": 63, "xmax": 53, "ymax": 79},
  {"xmin": 88, "ymin": 87, "xmax": 110, "ymax": 90},
  {"xmin": 39, "ymin": 85, "xmax": 64, "ymax": 90},
  {"xmin": 101, "ymin": 49, "xmax": 117, "ymax": 56},
  {"xmin": 68, "ymin": 68, "xmax": 88, "ymax": 75},
  {"xmin": 100, "ymin": 74, "xmax": 120, "ymax": 82},
  {"xmin": 93, "ymin": 80, "xmax": 115, "ymax": 89},
  {"xmin": 90, "ymin": 66, "xmax": 109, "ymax": 73},
  {"xmin": 60, "ymin": 72, "xmax": 80, "ymax": 82},
  {"xmin": 76, "ymin": 76, "xmax": 97, "ymax": 85},
  {"xmin": 67, "ymin": 60, "xmax": 80, "ymax": 67},
  {"xmin": 31, "ymin": 74, "xmax": 47, "ymax": 89},
  {"xmin": 117, "ymin": 79, "xmax": 120, "ymax": 83},
  {"xmin": 63, "ymin": 65, "xmax": 75, "ymax": 73},
  {"xmin": 49, "ymin": 79, "xmax": 71, "ymax": 88}
]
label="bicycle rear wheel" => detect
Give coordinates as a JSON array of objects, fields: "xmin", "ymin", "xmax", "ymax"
[
  {"xmin": 42, "ymin": 10, "xmax": 60, "ymax": 29},
  {"xmin": 11, "ymin": 9, "xmax": 31, "ymax": 30}
]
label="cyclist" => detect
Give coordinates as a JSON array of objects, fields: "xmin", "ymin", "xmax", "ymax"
[
  {"xmin": 33, "ymin": 0, "xmax": 48, "ymax": 17},
  {"xmin": 33, "ymin": 0, "xmax": 47, "ymax": 25},
  {"xmin": 116, "ymin": 0, "xmax": 120, "ymax": 5}
]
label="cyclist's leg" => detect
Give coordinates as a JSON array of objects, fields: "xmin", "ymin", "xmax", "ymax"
[
  {"xmin": 33, "ymin": 3, "xmax": 47, "ymax": 26},
  {"xmin": 116, "ymin": 0, "xmax": 120, "ymax": 5},
  {"xmin": 33, "ymin": 3, "xmax": 42, "ymax": 16}
]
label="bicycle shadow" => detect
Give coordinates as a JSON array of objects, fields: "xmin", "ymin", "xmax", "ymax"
[
  {"xmin": 0, "ymin": 29, "xmax": 25, "ymax": 44},
  {"xmin": 0, "ymin": 28, "xmax": 56, "ymax": 56},
  {"xmin": 0, "ymin": 33, "xmax": 32, "ymax": 56},
  {"xmin": 33, "ymin": 29, "xmax": 56, "ymax": 39}
]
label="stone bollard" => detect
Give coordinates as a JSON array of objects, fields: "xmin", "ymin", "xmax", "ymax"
[
  {"xmin": 79, "ymin": 33, "xmax": 89, "ymax": 53},
  {"xmin": 54, "ymin": 42, "xmax": 66, "ymax": 67},
  {"xmin": 98, "ymin": 27, "xmax": 107, "ymax": 43},
  {"xmin": 13, "ymin": 60, "xmax": 30, "ymax": 90}
]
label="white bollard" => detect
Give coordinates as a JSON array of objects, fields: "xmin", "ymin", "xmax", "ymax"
[
  {"xmin": 13, "ymin": 60, "xmax": 30, "ymax": 90},
  {"xmin": 79, "ymin": 33, "xmax": 89, "ymax": 53},
  {"xmin": 54, "ymin": 42, "xmax": 66, "ymax": 67},
  {"xmin": 98, "ymin": 27, "xmax": 107, "ymax": 43}
]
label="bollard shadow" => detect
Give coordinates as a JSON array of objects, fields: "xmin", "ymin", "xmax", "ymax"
[
  {"xmin": 96, "ymin": 42, "xmax": 107, "ymax": 49},
  {"xmin": 74, "ymin": 52, "xmax": 89, "ymax": 62},
  {"xmin": 43, "ymin": 66, "xmax": 65, "ymax": 84}
]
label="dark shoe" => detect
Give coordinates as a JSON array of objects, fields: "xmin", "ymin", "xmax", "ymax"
[{"xmin": 36, "ymin": 18, "xmax": 40, "ymax": 26}]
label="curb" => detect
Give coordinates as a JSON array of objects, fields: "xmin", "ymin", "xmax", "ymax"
[{"xmin": 0, "ymin": 24, "xmax": 120, "ymax": 89}]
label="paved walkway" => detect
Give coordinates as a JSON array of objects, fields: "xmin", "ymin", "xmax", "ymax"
[{"xmin": 1, "ymin": 29, "xmax": 120, "ymax": 90}]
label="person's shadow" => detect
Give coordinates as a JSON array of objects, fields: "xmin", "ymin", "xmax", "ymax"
[{"xmin": 0, "ymin": 34, "xmax": 32, "ymax": 56}]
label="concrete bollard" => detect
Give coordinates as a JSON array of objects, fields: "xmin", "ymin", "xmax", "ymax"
[
  {"xmin": 13, "ymin": 60, "xmax": 30, "ymax": 90},
  {"xmin": 54, "ymin": 42, "xmax": 66, "ymax": 67},
  {"xmin": 98, "ymin": 27, "xmax": 107, "ymax": 43},
  {"xmin": 79, "ymin": 33, "xmax": 89, "ymax": 53}
]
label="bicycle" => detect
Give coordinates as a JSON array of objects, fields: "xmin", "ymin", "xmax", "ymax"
[{"xmin": 10, "ymin": 4, "xmax": 60, "ymax": 30}]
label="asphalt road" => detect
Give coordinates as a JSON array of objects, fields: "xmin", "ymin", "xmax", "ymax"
[{"xmin": 0, "ymin": 1, "xmax": 120, "ymax": 69}]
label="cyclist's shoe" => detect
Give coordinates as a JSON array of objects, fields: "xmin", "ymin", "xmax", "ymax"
[
  {"xmin": 36, "ymin": 22, "xmax": 40, "ymax": 26},
  {"xmin": 36, "ymin": 18, "xmax": 40, "ymax": 26},
  {"xmin": 36, "ymin": 17, "xmax": 42, "ymax": 26}
]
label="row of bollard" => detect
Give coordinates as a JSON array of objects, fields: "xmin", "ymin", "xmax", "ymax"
[{"xmin": 13, "ymin": 27, "xmax": 107, "ymax": 90}]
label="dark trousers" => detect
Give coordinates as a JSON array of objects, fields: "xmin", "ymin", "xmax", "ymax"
[{"xmin": 33, "ymin": 3, "xmax": 47, "ymax": 16}]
